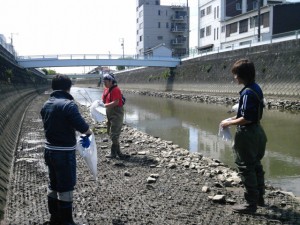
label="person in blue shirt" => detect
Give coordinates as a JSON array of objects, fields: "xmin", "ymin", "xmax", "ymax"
[
  {"xmin": 41, "ymin": 75, "xmax": 92, "ymax": 225},
  {"xmin": 220, "ymin": 59, "xmax": 267, "ymax": 214}
]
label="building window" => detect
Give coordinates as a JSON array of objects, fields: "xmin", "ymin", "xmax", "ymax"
[
  {"xmin": 155, "ymin": 1, "xmax": 159, "ymax": 5},
  {"xmin": 200, "ymin": 28, "xmax": 205, "ymax": 38},
  {"xmin": 239, "ymin": 19, "xmax": 248, "ymax": 33},
  {"xmin": 250, "ymin": 16, "xmax": 258, "ymax": 28},
  {"xmin": 207, "ymin": 6, "xmax": 212, "ymax": 15},
  {"xmin": 140, "ymin": 35, "xmax": 142, "ymax": 41},
  {"xmin": 214, "ymin": 28, "xmax": 216, "ymax": 40},
  {"xmin": 236, "ymin": 3, "xmax": 241, "ymax": 10},
  {"xmin": 166, "ymin": 22, "xmax": 169, "ymax": 28},
  {"xmin": 137, "ymin": 30, "xmax": 138, "ymax": 35},
  {"xmin": 206, "ymin": 26, "xmax": 211, "ymax": 36},
  {"xmin": 217, "ymin": 6, "xmax": 219, "ymax": 18},
  {"xmin": 158, "ymin": 10, "xmax": 161, "ymax": 16},
  {"xmin": 166, "ymin": 10, "xmax": 168, "ymax": 16},
  {"xmin": 221, "ymin": 26, "xmax": 225, "ymax": 33},
  {"xmin": 217, "ymin": 27, "xmax": 219, "ymax": 39},
  {"xmin": 214, "ymin": 7, "xmax": 216, "ymax": 19},
  {"xmin": 158, "ymin": 22, "xmax": 161, "ymax": 28},
  {"xmin": 157, "ymin": 36, "xmax": 163, "ymax": 40},
  {"xmin": 253, "ymin": 1, "xmax": 258, "ymax": 10},
  {"xmin": 200, "ymin": 9, "xmax": 205, "ymax": 17},
  {"xmin": 262, "ymin": 12, "xmax": 269, "ymax": 28},
  {"xmin": 226, "ymin": 22, "xmax": 237, "ymax": 37}
]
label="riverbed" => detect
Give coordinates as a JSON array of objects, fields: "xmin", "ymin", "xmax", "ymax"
[{"xmin": 71, "ymin": 86, "xmax": 300, "ymax": 196}]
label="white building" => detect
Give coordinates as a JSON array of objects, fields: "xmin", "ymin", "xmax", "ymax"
[
  {"xmin": 197, "ymin": 0, "xmax": 300, "ymax": 51},
  {"xmin": 136, "ymin": 0, "xmax": 189, "ymax": 57}
]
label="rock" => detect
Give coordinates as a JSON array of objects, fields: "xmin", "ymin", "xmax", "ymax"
[
  {"xmin": 168, "ymin": 163, "xmax": 176, "ymax": 169},
  {"xmin": 124, "ymin": 171, "xmax": 131, "ymax": 177},
  {"xmin": 100, "ymin": 145, "xmax": 108, "ymax": 149},
  {"xmin": 147, "ymin": 177, "xmax": 156, "ymax": 183},
  {"xmin": 150, "ymin": 174, "xmax": 159, "ymax": 178},
  {"xmin": 202, "ymin": 186, "xmax": 210, "ymax": 193},
  {"xmin": 212, "ymin": 195, "xmax": 226, "ymax": 203}
]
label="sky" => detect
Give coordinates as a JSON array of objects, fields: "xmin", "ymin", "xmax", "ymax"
[
  {"xmin": 0, "ymin": 0, "xmax": 198, "ymax": 73},
  {"xmin": 0, "ymin": 0, "xmax": 298, "ymax": 73}
]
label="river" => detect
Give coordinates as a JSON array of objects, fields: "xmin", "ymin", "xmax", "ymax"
[{"xmin": 71, "ymin": 87, "xmax": 300, "ymax": 196}]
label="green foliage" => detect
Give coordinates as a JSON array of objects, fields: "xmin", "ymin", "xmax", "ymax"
[
  {"xmin": 5, "ymin": 69, "xmax": 13, "ymax": 83},
  {"xmin": 205, "ymin": 64, "xmax": 212, "ymax": 73},
  {"xmin": 161, "ymin": 69, "xmax": 170, "ymax": 79},
  {"xmin": 48, "ymin": 69, "xmax": 56, "ymax": 75},
  {"xmin": 42, "ymin": 68, "xmax": 48, "ymax": 75},
  {"xmin": 117, "ymin": 65, "xmax": 125, "ymax": 71}
]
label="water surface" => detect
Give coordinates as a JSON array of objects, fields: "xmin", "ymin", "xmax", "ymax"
[{"xmin": 71, "ymin": 87, "xmax": 300, "ymax": 196}]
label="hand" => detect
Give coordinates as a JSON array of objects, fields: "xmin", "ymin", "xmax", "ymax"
[
  {"xmin": 79, "ymin": 135, "xmax": 91, "ymax": 148},
  {"xmin": 220, "ymin": 118, "xmax": 232, "ymax": 129},
  {"xmin": 98, "ymin": 101, "xmax": 105, "ymax": 107}
]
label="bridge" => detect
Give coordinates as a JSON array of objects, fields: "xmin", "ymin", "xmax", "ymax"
[{"xmin": 16, "ymin": 54, "xmax": 181, "ymax": 68}]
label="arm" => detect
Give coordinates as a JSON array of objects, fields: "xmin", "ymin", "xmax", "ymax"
[
  {"xmin": 104, "ymin": 99, "xmax": 119, "ymax": 109},
  {"xmin": 221, "ymin": 116, "xmax": 251, "ymax": 128}
]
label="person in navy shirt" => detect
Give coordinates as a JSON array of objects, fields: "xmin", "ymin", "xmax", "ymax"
[
  {"xmin": 41, "ymin": 75, "xmax": 92, "ymax": 224},
  {"xmin": 220, "ymin": 59, "xmax": 267, "ymax": 214}
]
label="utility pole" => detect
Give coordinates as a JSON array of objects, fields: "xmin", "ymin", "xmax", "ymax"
[
  {"xmin": 120, "ymin": 38, "xmax": 125, "ymax": 58},
  {"xmin": 186, "ymin": 0, "xmax": 190, "ymax": 56},
  {"xmin": 257, "ymin": 0, "xmax": 261, "ymax": 42}
]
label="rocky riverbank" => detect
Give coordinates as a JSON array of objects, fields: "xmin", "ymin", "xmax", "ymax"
[
  {"xmin": 2, "ymin": 93, "xmax": 300, "ymax": 225},
  {"xmin": 122, "ymin": 89, "xmax": 300, "ymax": 112}
]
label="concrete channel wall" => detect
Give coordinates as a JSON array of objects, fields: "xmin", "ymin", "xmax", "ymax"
[
  {"xmin": 108, "ymin": 39, "xmax": 299, "ymax": 98},
  {"xmin": 0, "ymin": 52, "xmax": 48, "ymax": 220}
]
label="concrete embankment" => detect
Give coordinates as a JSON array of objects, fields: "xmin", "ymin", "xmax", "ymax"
[
  {"xmin": 0, "ymin": 52, "xmax": 48, "ymax": 220},
  {"xmin": 2, "ymin": 93, "xmax": 300, "ymax": 224},
  {"xmin": 75, "ymin": 39, "xmax": 300, "ymax": 110},
  {"xmin": 113, "ymin": 39, "xmax": 300, "ymax": 98}
]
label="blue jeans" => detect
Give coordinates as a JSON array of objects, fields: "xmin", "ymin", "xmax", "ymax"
[{"xmin": 44, "ymin": 149, "xmax": 76, "ymax": 192}]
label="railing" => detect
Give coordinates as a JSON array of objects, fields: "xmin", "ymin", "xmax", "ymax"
[
  {"xmin": 182, "ymin": 29, "xmax": 300, "ymax": 60},
  {"xmin": 0, "ymin": 38, "xmax": 17, "ymax": 58}
]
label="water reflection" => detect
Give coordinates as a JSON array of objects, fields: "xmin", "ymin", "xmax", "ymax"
[{"xmin": 71, "ymin": 87, "xmax": 300, "ymax": 195}]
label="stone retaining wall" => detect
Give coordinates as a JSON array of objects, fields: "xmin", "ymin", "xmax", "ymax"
[
  {"xmin": 108, "ymin": 39, "xmax": 299, "ymax": 98},
  {"xmin": 0, "ymin": 54, "xmax": 49, "ymax": 219}
]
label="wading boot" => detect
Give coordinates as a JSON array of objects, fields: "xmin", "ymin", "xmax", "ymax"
[
  {"xmin": 58, "ymin": 201, "xmax": 77, "ymax": 225},
  {"xmin": 106, "ymin": 144, "xmax": 117, "ymax": 159},
  {"xmin": 232, "ymin": 203, "xmax": 257, "ymax": 214},
  {"xmin": 258, "ymin": 196, "xmax": 265, "ymax": 207},
  {"xmin": 114, "ymin": 144, "xmax": 130, "ymax": 159},
  {"xmin": 47, "ymin": 196, "xmax": 61, "ymax": 225}
]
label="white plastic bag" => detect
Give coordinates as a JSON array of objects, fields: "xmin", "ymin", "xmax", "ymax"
[
  {"xmin": 218, "ymin": 118, "xmax": 232, "ymax": 141},
  {"xmin": 90, "ymin": 100, "xmax": 105, "ymax": 122},
  {"xmin": 76, "ymin": 134, "xmax": 97, "ymax": 180}
]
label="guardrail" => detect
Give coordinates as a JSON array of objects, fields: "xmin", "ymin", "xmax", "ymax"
[{"xmin": 182, "ymin": 29, "xmax": 300, "ymax": 60}]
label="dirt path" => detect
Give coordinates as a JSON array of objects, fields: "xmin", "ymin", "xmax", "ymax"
[{"xmin": 2, "ymin": 93, "xmax": 300, "ymax": 225}]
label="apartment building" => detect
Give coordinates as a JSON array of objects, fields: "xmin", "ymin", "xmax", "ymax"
[
  {"xmin": 198, "ymin": 0, "xmax": 300, "ymax": 51},
  {"xmin": 136, "ymin": 0, "xmax": 189, "ymax": 57}
]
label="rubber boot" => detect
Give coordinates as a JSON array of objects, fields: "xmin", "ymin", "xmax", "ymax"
[
  {"xmin": 232, "ymin": 203, "xmax": 257, "ymax": 214},
  {"xmin": 47, "ymin": 196, "xmax": 61, "ymax": 225},
  {"xmin": 58, "ymin": 200, "xmax": 76, "ymax": 225},
  {"xmin": 114, "ymin": 144, "xmax": 130, "ymax": 159},
  {"xmin": 106, "ymin": 144, "xmax": 117, "ymax": 158}
]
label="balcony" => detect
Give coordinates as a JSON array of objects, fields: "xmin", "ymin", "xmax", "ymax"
[
  {"xmin": 171, "ymin": 15, "xmax": 185, "ymax": 21},
  {"xmin": 171, "ymin": 27, "xmax": 186, "ymax": 33},
  {"xmin": 171, "ymin": 38, "xmax": 186, "ymax": 45}
]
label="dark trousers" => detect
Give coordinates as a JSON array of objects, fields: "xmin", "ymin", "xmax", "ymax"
[
  {"xmin": 233, "ymin": 124, "xmax": 267, "ymax": 205},
  {"xmin": 44, "ymin": 149, "xmax": 76, "ymax": 193}
]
